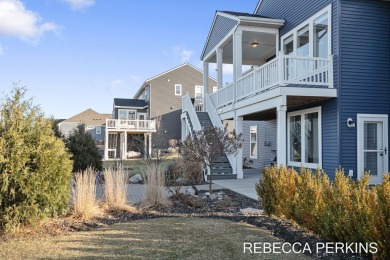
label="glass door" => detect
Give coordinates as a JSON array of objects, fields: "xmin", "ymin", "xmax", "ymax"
[{"xmin": 358, "ymin": 115, "xmax": 388, "ymax": 184}]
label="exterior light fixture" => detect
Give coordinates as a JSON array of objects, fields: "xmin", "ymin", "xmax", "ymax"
[
  {"xmin": 347, "ymin": 118, "xmax": 355, "ymax": 128},
  {"xmin": 251, "ymin": 42, "xmax": 259, "ymax": 48}
]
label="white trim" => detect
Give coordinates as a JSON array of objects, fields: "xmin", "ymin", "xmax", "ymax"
[
  {"xmin": 287, "ymin": 106, "xmax": 322, "ymax": 168},
  {"xmin": 357, "ymin": 114, "xmax": 388, "ymax": 184},
  {"xmin": 254, "ymin": 0, "xmax": 264, "ymax": 14},
  {"xmin": 175, "ymin": 84, "xmax": 182, "ymax": 96},
  {"xmin": 212, "ymin": 86, "xmax": 218, "ymax": 93},
  {"xmin": 280, "ymin": 4, "xmax": 332, "ymax": 56},
  {"xmin": 250, "ymin": 125, "xmax": 258, "ymax": 159}
]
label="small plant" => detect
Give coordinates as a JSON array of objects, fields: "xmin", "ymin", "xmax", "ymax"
[
  {"xmin": 72, "ymin": 167, "xmax": 98, "ymax": 219},
  {"xmin": 103, "ymin": 166, "xmax": 129, "ymax": 210}
]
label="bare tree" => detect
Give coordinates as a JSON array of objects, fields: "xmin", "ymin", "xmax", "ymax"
[{"xmin": 180, "ymin": 125, "xmax": 243, "ymax": 193}]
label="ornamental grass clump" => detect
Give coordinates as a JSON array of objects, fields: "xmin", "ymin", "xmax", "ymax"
[
  {"xmin": 103, "ymin": 166, "xmax": 129, "ymax": 210},
  {"xmin": 142, "ymin": 164, "xmax": 171, "ymax": 209},
  {"xmin": 257, "ymin": 165, "xmax": 390, "ymax": 258},
  {"xmin": 71, "ymin": 167, "xmax": 98, "ymax": 220}
]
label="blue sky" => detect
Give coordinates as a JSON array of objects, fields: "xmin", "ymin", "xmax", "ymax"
[{"xmin": 0, "ymin": 0, "xmax": 258, "ymax": 118}]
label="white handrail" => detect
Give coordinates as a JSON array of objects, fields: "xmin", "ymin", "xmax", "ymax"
[
  {"xmin": 182, "ymin": 94, "xmax": 202, "ymax": 131},
  {"xmin": 204, "ymin": 92, "xmax": 236, "ymax": 173},
  {"xmin": 106, "ymin": 119, "xmax": 156, "ymax": 130}
]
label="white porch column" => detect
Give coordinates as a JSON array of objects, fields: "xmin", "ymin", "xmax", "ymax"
[
  {"xmin": 148, "ymin": 134, "xmax": 152, "ymax": 158},
  {"xmin": 144, "ymin": 133, "xmax": 147, "ymax": 158},
  {"xmin": 121, "ymin": 132, "xmax": 128, "ymax": 160},
  {"xmin": 203, "ymin": 61, "xmax": 209, "ymax": 93},
  {"xmin": 104, "ymin": 127, "xmax": 108, "ymax": 160},
  {"xmin": 234, "ymin": 115, "xmax": 244, "ymax": 179},
  {"xmin": 277, "ymin": 104, "xmax": 287, "ymax": 166},
  {"xmin": 216, "ymin": 48, "xmax": 223, "ymax": 89},
  {"xmin": 233, "ymin": 29, "xmax": 243, "ymax": 102}
]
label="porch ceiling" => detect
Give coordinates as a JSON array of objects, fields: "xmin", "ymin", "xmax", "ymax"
[
  {"xmin": 207, "ymin": 31, "xmax": 277, "ymax": 65},
  {"xmin": 201, "ymin": 11, "xmax": 284, "ymax": 62}
]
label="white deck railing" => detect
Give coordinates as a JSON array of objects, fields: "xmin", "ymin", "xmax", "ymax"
[
  {"xmin": 210, "ymin": 54, "xmax": 332, "ymax": 109},
  {"xmin": 106, "ymin": 119, "xmax": 156, "ymax": 131},
  {"xmin": 182, "ymin": 94, "xmax": 202, "ymax": 132}
]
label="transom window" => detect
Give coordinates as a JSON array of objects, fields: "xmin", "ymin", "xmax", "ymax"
[
  {"xmin": 250, "ymin": 126, "xmax": 257, "ymax": 159},
  {"xmin": 175, "ymin": 84, "xmax": 182, "ymax": 96},
  {"xmin": 288, "ymin": 107, "xmax": 322, "ymax": 168},
  {"xmin": 282, "ymin": 5, "xmax": 331, "ymax": 58}
]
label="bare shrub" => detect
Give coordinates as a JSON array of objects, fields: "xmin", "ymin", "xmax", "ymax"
[
  {"xmin": 103, "ymin": 166, "xmax": 129, "ymax": 210},
  {"xmin": 184, "ymin": 196, "xmax": 204, "ymax": 208},
  {"xmin": 142, "ymin": 164, "xmax": 171, "ymax": 209},
  {"xmin": 215, "ymin": 196, "xmax": 232, "ymax": 209},
  {"xmin": 71, "ymin": 167, "xmax": 98, "ymax": 219}
]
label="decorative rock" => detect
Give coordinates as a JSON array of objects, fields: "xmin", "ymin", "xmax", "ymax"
[
  {"xmin": 185, "ymin": 186, "xmax": 196, "ymax": 196},
  {"xmin": 205, "ymin": 192, "xmax": 210, "ymax": 196},
  {"xmin": 217, "ymin": 191, "xmax": 225, "ymax": 196},
  {"xmin": 239, "ymin": 208, "xmax": 264, "ymax": 215},
  {"xmin": 209, "ymin": 194, "xmax": 218, "ymax": 200},
  {"xmin": 129, "ymin": 174, "xmax": 143, "ymax": 183}
]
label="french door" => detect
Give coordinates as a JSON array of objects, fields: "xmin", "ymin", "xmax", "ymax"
[{"xmin": 357, "ymin": 114, "xmax": 388, "ymax": 184}]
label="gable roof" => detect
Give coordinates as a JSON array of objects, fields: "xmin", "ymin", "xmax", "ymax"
[
  {"xmin": 62, "ymin": 109, "xmax": 111, "ymax": 126},
  {"xmin": 133, "ymin": 63, "xmax": 216, "ymax": 98},
  {"xmin": 114, "ymin": 98, "xmax": 147, "ymax": 108},
  {"xmin": 200, "ymin": 11, "xmax": 284, "ymax": 60}
]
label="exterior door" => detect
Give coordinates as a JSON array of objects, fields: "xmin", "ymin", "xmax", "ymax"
[
  {"xmin": 138, "ymin": 113, "xmax": 147, "ymax": 129},
  {"xmin": 357, "ymin": 114, "xmax": 388, "ymax": 184}
]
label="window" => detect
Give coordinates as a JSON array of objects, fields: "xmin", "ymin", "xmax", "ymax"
[
  {"xmin": 250, "ymin": 126, "xmax": 257, "ymax": 159},
  {"xmin": 118, "ymin": 109, "xmax": 136, "ymax": 120},
  {"xmin": 195, "ymin": 86, "xmax": 203, "ymax": 98},
  {"xmin": 288, "ymin": 107, "xmax": 322, "ymax": 168},
  {"xmin": 281, "ymin": 5, "xmax": 331, "ymax": 57},
  {"xmin": 175, "ymin": 84, "xmax": 182, "ymax": 96},
  {"xmin": 213, "ymin": 86, "xmax": 218, "ymax": 93},
  {"xmin": 96, "ymin": 126, "xmax": 101, "ymax": 135}
]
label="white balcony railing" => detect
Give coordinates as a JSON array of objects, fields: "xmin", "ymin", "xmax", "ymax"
[
  {"xmin": 209, "ymin": 54, "xmax": 333, "ymax": 109},
  {"xmin": 106, "ymin": 119, "xmax": 156, "ymax": 131}
]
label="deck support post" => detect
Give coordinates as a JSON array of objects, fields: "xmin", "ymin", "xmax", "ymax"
[
  {"xmin": 234, "ymin": 114, "xmax": 243, "ymax": 179},
  {"xmin": 277, "ymin": 100, "xmax": 287, "ymax": 166}
]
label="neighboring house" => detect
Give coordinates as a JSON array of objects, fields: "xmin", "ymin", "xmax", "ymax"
[
  {"xmin": 182, "ymin": 0, "xmax": 390, "ymax": 184},
  {"xmin": 59, "ymin": 109, "xmax": 112, "ymax": 155},
  {"xmin": 104, "ymin": 98, "xmax": 156, "ymax": 160},
  {"xmin": 133, "ymin": 63, "xmax": 217, "ymax": 148}
]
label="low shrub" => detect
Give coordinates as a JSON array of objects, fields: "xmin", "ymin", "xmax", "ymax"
[
  {"xmin": 71, "ymin": 167, "xmax": 97, "ymax": 219},
  {"xmin": 256, "ymin": 165, "xmax": 390, "ymax": 258},
  {"xmin": 103, "ymin": 166, "xmax": 128, "ymax": 210}
]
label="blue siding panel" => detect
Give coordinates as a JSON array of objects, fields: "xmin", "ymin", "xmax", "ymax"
[
  {"xmin": 339, "ymin": 0, "xmax": 390, "ymax": 178},
  {"xmin": 256, "ymin": 0, "xmax": 340, "ymax": 177}
]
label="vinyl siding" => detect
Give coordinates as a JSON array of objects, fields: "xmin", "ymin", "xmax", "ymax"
[
  {"xmin": 339, "ymin": 0, "xmax": 390, "ymax": 178},
  {"xmin": 256, "ymin": 0, "xmax": 341, "ymax": 176},
  {"xmin": 150, "ymin": 64, "xmax": 216, "ymax": 144},
  {"xmin": 202, "ymin": 15, "xmax": 238, "ymax": 59},
  {"xmin": 242, "ymin": 120, "xmax": 277, "ymax": 169}
]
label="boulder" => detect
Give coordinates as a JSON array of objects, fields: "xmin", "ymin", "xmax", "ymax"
[
  {"xmin": 129, "ymin": 174, "xmax": 143, "ymax": 183},
  {"xmin": 185, "ymin": 186, "xmax": 196, "ymax": 196}
]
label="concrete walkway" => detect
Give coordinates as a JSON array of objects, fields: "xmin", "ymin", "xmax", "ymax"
[{"xmin": 212, "ymin": 168, "xmax": 261, "ymax": 201}]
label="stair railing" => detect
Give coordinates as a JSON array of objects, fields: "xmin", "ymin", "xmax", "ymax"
[
  {"xmin": 182, "ymin": 94, "xmax": 202, "ymax": 132},
  {"xmin": 204, "ymin": 92, "xmax": 236, "ymax": 174}
]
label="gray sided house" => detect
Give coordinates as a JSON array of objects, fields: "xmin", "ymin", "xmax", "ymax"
[
  {"xmin": 133, "ymin": 63, "xmax": 217, "ymax": 148},
  {"xmin": 58, "ymin": 109, "xmax": 112, "ymax": 154},
  {"xmin": 104, "ymin": 98, "xmax": 156, "ymax": 160},
  {"xmin": 181, "ymin": 0, "xmax": 390, "ymax": 184}
]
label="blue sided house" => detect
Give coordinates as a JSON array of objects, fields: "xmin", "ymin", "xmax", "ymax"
[{"xmin": 181, "ymin": 0, "xmax": 390, "ymax": 184}]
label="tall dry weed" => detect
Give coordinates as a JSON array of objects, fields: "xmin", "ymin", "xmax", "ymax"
[
  {"xmin": 103, "ymin": 166, "xmax": 129, "ymax": 210},
  {"xmin": 71, "ymin": 167, "xmax": 98, "ymax": 219},
  {"xmin": 142, "ymin": 164, "xmax": 171, "ymax": 208}
]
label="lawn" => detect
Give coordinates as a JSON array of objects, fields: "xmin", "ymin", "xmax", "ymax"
[{"xmin": 0, "ymin": 217, "xmax": 312, "ymax": 259}]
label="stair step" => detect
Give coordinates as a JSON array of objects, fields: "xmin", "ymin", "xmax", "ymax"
[
  {"xmin": 212, "ymin": 163, "xmax": 231, "ymax": 168},
  {"xmin": 207, "ymin": 174, "xmax": 237, "ymax": 180},
  {"xmin": 211, "ymin": 168, "xmax": 233, "ymax": 174}
]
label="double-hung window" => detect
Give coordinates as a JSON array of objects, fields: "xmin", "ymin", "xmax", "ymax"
[
  {"xmin": 288, "ymin": 107, "xmax": 322, "ymax": 168},
  {"xmin": 175, "ymin": 84, "xmax": 182, "ymax": 96},
  {"xmin": 96, "ymin": 126, "xmax": 101, "ymax": 135}
]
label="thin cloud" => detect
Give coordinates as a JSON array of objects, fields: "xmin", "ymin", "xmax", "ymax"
[
  {"xmin": 0, "ymin": 0, "xmax": 59, "ymax": 43},
  {"xmin": 62, "ymin": 0, "xmax": 95, "ymax": 11},
  {"xmin": 166, "ymin": 46, "xmax": 194, "ymax": 64}
]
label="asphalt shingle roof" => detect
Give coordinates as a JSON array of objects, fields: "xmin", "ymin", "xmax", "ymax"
[{"xmin": 114, "ymin": 98, "xmax": 147, "ymax": 108}]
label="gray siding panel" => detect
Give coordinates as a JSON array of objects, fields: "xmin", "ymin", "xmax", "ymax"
[
  {"xmin": 150, "ymin": 64, "xmax": 217, "ymax": 146},
  {"xmin": 339, "ymin": 0, "xmax": 390, "ymax": 178},
  {"xmin": 242, "ymin": 120, "xmax": 277, "ymax": 169},
  {"xmin": 203, "ymin": 15, "xmax": 238, "ymax": 59}
]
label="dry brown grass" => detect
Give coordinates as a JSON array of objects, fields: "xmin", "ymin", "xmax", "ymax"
[
  {"xmin": 142, "ymin": 164, "xmax": 171, "ymax": 209},
  {"xmin": 71, "ymin": 167, "xmax": 99, "ymax": 220},
  {"xmin": 103, "ymin": 167, "xmax": 129, "ymax": 210}
]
